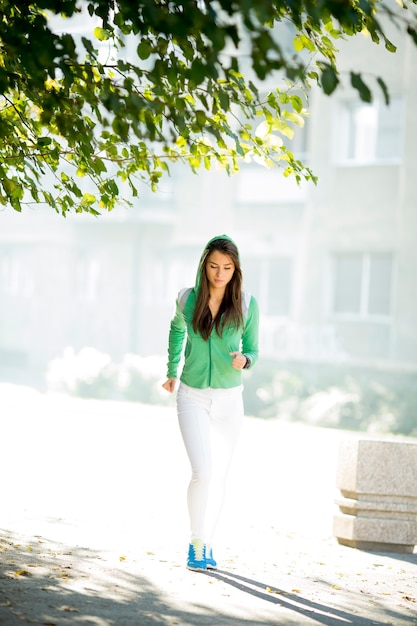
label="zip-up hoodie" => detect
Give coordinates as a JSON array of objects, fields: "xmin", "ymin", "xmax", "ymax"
[{"xmin": 166, "ymin": 235, "xmax": 259, "ymax": 389}]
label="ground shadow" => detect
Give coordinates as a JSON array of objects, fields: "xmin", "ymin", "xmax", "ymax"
[
  {"xmin": 1, "ymin": 527, "xmax": 416, "ymax": 626},
  {"xmin": 371, "ymin": 550, "xmax": 417, "ymax": 564},
  {"xmin": 0, "ymin": 528, "xmax": 300, "ymax": 626},
  {"xmin": 203, "ymin": 568, "xmax": 417, "ymax": 626}
]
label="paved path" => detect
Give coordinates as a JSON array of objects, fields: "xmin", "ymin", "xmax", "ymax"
[{"xmin": 0, "ymin": 384, "xmax": 416, "ymax": 625}]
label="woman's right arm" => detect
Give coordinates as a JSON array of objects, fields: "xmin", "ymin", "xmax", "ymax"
[
  {"xmin": 162, "ymin": 377, "xmax": 177, "ymax": 393},
  {"xmin": 162, "ymin": 294, "xmax": 187, "ymax": 392}
]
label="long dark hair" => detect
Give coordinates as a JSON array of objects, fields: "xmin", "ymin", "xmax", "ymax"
[{"xmin": 192, "ymin": 238, "xmax": 243, "ymax": 340}]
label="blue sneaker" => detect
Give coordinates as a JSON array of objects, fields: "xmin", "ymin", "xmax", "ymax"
[
  {"xmin": 205, "ymin": 546, "xmax": 217, "ymax": 570},
  {"xmin": 187, "ymin": 539, "xmax": 206, "ymax": 571}
]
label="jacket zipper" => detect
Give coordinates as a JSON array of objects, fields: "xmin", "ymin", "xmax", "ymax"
[{"xmin": 208, "ymin": 335, "xmax": 212, "ymax": 387}]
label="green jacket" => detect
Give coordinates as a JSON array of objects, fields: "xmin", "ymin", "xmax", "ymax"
[{"xmin": 166, "ymin": 236, "xmax": 259, "ymax": 389}]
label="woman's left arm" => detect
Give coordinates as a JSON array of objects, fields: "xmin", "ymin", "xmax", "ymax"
[{"xmin": 241, "ymin": 296, "xmax": 259, "ymax": 369}]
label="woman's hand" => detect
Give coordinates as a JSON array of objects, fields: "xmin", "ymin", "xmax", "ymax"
[
  {"xmin": 229, "ymin": 352, "xmax": 247, "ymax": 370},
  {"xmin": 162, "ymin": 378, "xmax": 177, "ymax": 393}
]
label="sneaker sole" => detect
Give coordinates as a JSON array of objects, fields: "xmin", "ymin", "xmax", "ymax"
[{"xmin": 187, "ymin": 565, "xmax": 207, "ymax": 572}]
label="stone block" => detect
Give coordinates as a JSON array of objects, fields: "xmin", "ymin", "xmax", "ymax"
[{"xmin": 333, "ymin": 439, "xmax": 417, "ymax": 553}]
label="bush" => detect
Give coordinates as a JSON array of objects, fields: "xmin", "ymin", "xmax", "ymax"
[
  {"xmin": 46, "ymin": 349, "xmax": 417, "ymax": 437},
  {"xmin": 117, "ymin": 353, "xmax": 172, "ymax": 405},
  {"xmin": 243, "ymin": 359, "xmax": 417, "ymax": 437},
  {"xmin": 46, "ymin": 347, "xmax": 173, "ymax": 405},
  {"xmin": 46, "ymin": 347, "xmax": 116, "ymax": 399}
]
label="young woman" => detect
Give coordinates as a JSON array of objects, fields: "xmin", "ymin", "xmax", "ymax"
[{"xmin": 162, "ymin": 235, "xmax": 259, "ymax": 571}]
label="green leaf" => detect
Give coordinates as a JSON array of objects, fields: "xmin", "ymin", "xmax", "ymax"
[
  {"xmin": 157, "ymin": 37, "xmax": 168, "ymax": 56},
  {"xmin": 0, "ymin": 0, "xmax": 405, "ymax": 215},
  {"xmin": 407, "ymin": 26, "xmax": 417, "ymax": 46},
  {"xmin": 112, "ymin": 117, "xmax": 129, "ymax": 141},
  {"xmin": 289, "ymin": 95, "xmax": 303, "ymax": 113},
  {"xmin": 82, "ymin": 36, "xmax": 96, "ymax": 56},
  {"xmin": 218, "ymin": 91, "xmax": 230, "ymax": 111},
  {"xmin": 94, "ymin": 27, "xmax": 110, "ymax": 41},
  {"xmin": 91, "ymin": 158, "xmax": 107, "ymax": 175},
  {"xmin": 189, "ymin": 59, "xmax": 207, "ymax": 85},
  {"xmin": 351, "ymin": 72, "xmax": 372, "ymax": 103},
  {"xmin": 282, "ymin": 110, "xmax": 305, "ymax": 127},
  {"xmin": 107, "ymin": 178, "xmax": 119, "ymax": 195},
  {"xmin": 2, "ymin": 178, "xmax": 24, "ymax": 200},
  {"xmin": 37, "ymin": 137, "xmax": 52, "ymax": 147},
  {"xmin": 383, "ymin": 36, "xmax": 397, "ymax": 54},
  {"xmin": 80, "ymin": 193, "xmax": 96, "ymax": 206},
  {"xmin": 137, "ymin": 40, "xmax": 153, "ymax": 60},
  {"xmin": 293, "ymin": 34, "xmax": 315, "ymax": 53},
  {"xmin": 321, "ymin": 65, "xmax": 339, "ymax": 95},
  {"xmin": 377, "ymin": 77, "xmax": 390, "ymax": 106},
  {"xmin": 270, "ymin": 119, "xmax": 294, "ymax": 139},
  {"xmin": 235, "ymin": 140, "xmax": 245, "ymax": 157}
]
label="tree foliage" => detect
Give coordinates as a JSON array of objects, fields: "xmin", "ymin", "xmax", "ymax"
[{"xmin": 0, "ymin": 0, "xmax": 416, "ymax": 215}]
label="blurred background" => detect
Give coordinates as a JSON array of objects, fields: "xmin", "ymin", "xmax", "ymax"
[{"xmin": 1, "ymin": 16, "xmax": 416, "ymax": 438}]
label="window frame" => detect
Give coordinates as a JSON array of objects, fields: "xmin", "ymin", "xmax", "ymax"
[
  {"xmin": 334, "ymin": 97, "xmax": 404, "ymax": 166},
  {"xmin": 0, "ymin": 247, "xmax": 36, "ymax": 298},
  {"xmin": 244, "ymin": 255, "xmax": 293, "ymax": 318},
  {"xmin": 74, "ymin": 254, "xmax": 101, "ymax": 302},
  {"xmin": 330, "ymin": 251, "xmax": 394, "ymax": 322}
]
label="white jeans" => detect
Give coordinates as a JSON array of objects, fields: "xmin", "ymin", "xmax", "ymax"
[{"xmin": 176, "ymin": 382, "xmax": 244, "ymax": 546}]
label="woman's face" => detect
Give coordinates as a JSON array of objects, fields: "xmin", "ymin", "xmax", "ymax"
[{"xmin": 205, "ymin": 250, "xmax": 235, "ymax": 291}]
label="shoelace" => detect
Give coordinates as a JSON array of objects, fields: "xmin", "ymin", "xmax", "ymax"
[{"xmin": 191, "ymin": 539, "xmax": 205, "ymax": 561}]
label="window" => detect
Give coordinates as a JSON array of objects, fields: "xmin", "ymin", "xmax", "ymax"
[
  {"xmin": 0, "ymin": 249, "xmax": 35, "ymax": 298},
  {"xmin": 145, "ymin": 255, "xmax": 196, "ymax": 306},
  {"xmin": 337, "ymin": 98, "xmax": 403, "ymax": 164},
  {"xmin": 332, "ymin": 252, "xmax": 393, "ymax": 318},
  {"xmin": 267, "ymin": 258, "xmax": 292, "ymax": 315},
  {"xmin": 244, "ymin": 257, "xmax": 292, "ymax": 316},
  {"xmin": 75, "ymin": 256, "xmax": 101, "ymax": 301}
]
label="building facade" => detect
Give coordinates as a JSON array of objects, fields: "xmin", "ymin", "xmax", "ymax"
[{"xmin": 1, "ymin": 19, "xmax": 416, "ymax": 385}]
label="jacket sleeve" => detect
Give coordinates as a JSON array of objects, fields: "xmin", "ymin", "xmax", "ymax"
[
  {"xmin": 166, "ymin": 293, "xmax": 187, "ymax": 378},
  {"xmin": 241, "ymin": 296, "xmax": 259, "ymax": 369}
]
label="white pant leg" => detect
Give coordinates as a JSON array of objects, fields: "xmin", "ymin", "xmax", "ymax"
[
  {"xmin": 177, "ymin": 384, "xmax": 244, "ymax": 544},
  {"xmin": 205, "ymin": 387, "xmax": 244, "ymax": 545},
  {"xmin": 177, "ymin": 384, "xmax": 212, "ymax": 542}
]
